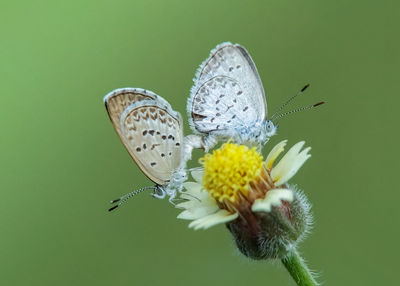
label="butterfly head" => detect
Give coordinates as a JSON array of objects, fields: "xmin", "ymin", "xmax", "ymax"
[
  {"xmin": 240, "ymin": 120, "xmax": 277, "ymax": 146},
  {"xmin": 262, "ymin": 120, "xmax": 277, "ymax": 140},
  {"xmin": 169, "ymin": 168, "xmax": 188, "ymax": 190}
]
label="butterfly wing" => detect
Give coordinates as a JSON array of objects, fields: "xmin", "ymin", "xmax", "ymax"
[
  {"xmin": 188, "ymin": 42, "xmax": 267, "ymax": 135},
  {"xmin": 119, "ymin": 100, "xmax": 183, "ymax": 185},
  {"xmin": 104, "ymin": 88, "xmax": 158, "ymax": 137}
]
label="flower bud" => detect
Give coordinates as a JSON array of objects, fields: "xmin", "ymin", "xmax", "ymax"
[{"xmin": 226, "ymin": 187, "xmax": 312, "ymax": 260}]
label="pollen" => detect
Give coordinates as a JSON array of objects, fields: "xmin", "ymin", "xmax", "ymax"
[{"xmin": 201, "ymin": 143, "xmax": 264, "ymax": 204}]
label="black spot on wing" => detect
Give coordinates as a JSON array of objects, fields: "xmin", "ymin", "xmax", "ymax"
[{"xmin": 151, "ymin": 144, "xmax": 160, "ymax": 150}]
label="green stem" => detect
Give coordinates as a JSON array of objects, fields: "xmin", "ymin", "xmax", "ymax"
[{"xmin": 281, "ymin": 249, "xmax": 318, "ymax": 286}]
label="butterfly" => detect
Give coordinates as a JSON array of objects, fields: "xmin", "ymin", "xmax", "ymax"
[
  {"xmin": 104, "ymin": 88, "xmax": 194, "ymax": 210},
  {"xmin": 187, "ymin": 42, "xmax": 324, "ymax": 151}
]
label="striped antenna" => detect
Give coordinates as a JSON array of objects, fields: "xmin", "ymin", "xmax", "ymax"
[
  {"xmin": 272, "ymin": 102, "xmax": 325, "ymax": 122},
  {"xmin": 108, "ymin": 186, "xmax": 159, "ymax": 211},
  {"xmin": 271, "ymin": 84, "xmax": 310, "ymax": 120}
]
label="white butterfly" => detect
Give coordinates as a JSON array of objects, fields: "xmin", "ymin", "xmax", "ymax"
[
  {"xmin": 104, "ymin": 88, "xmax": 197, "ymax": 210},
  {"xmin": 187, "ymin": 42, "xmax": 323, "ymax": 151}
]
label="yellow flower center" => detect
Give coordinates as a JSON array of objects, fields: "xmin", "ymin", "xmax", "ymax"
[{"xmin": 201, "ymin": 143, "xmax": 264, "ymax": 204}]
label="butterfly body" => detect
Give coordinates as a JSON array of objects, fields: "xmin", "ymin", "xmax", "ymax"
[
  {"xmin": 200, "ymin": 119, "xmax": 276, "ymax": 150},
  {"xmin": 229, "ymin": 119, "xmax": 276, "ymax": 146}
]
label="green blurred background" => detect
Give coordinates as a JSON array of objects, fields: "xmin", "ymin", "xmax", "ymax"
[{"xmin": 1, "ymin": 0, "xmax": 398, "ymax": 285}]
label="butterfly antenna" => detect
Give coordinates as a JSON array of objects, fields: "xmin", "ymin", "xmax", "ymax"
[
  {"xmin": 272, "ymin": 101, "xmax": 325, "ymax": 122},
  {"xmin": 271, "ymin": 84, "xmax": 310, "ymax": 120},
  {"xmin": 108, "ymin": 186, "xmax": 157, "ymax": 211}
]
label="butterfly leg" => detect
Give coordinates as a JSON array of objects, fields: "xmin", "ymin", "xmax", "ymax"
[
  {"xmin": 202, "ymin": 135, "xmax": 218, "ymax": 153},
  {"xmin": 179, "ymin": 135, "xmax": 204, "ymax": 168},
  {"xmin": 168, "ymin": 193, "xmax": 178, "ymax": 205}
]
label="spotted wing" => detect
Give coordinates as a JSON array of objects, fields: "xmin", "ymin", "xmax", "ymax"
[
  {"xmin": 120, "ymin": 100, "xmax": 183, "ymax": 185},
  {"xmin": 188, "ymin": 42, "xmax": 267, "ymax": 134},
  {"xmin": 104, "ymin": 88, "xmax": 159, "ymax": 138}
]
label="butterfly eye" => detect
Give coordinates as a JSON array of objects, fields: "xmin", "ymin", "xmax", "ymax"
[{"xmin": 265, "ymin": 120, "xmax": 275, "ymax": 133}]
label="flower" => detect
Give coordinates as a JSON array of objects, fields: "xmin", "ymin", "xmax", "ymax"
[{"xmin": 176, "ymin": 140, "xmax": 313, "ymax": 259}]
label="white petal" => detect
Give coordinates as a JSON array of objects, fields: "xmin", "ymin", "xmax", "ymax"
[
  {"xmin": 191, "ymin": 170, "xmax": 204, "ymax": 183},
  {"xmin": 265, "ymin": 140, "xmax": 287, "ymax": 169},
  {"xmin": 182, "ymin": 182, "xmax": 202, "ymax": 195},
  {"xmin": 175, "ymin": 199, "xmax": 201, "ymax": 209},
  {"xmin": 188, "ymin": 210, "xmax": 238, "ymax": 230},
  {"xmin": 275, "ymin": 149, "xmax": 311, "ymax": 186},
  {"xmin": 251, "ymin": 188, "xmax": 294, "ymax": 213},
  {"xmin": 177, "ymin": 181, "xmax": 218, "ymax": 217},
  {"xmin": 182, "ymin": 185, "xmax": 211, "ymax": 204},
  {"xmin": 177, "ymin": 204, "xmax": 219, "ymax": 220},
  {"xmin": 176, "ymin": 192, "xmax": 216, "ymax": 209},
  {"xmin": 271, "ymin": 141, "xmax": 311, "ymax": 186},
  {"xmin": 182, "ymin": 181, "xmax": 210, "ymax": 200}
]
